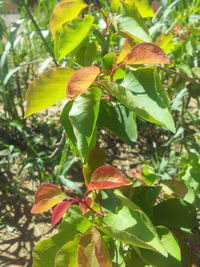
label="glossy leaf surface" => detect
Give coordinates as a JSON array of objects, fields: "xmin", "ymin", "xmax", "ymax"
[
  {"xmin": 77, "ymin": 228, "xmax": 112, "ymax": 267},
  {"xmin": 66, "ymin": 66, "xmax": 100, "ymax": 100},
  {"xmin": 50, "ymin": 0, "xmax": 87, "ymax": 39},
  {"xmin": 100, "ymin": 67, "xmax": 175, "ymax": 132},
  {"xmin": 116, "ymin": 4, "xmax": 151, "ymax": 42},
  {"xmin": 98, "ymin": 101, "xmax": 137, "ymax": 145},
  {"xmin": 124, "ymin": 43, "xmax": 172, "ymax": 65},
  {"xmin": 87, "ymin": 165, "xmax": 131, "ymax": 191},
  {"xmin": 68, "ymin": 88, "xmax": 102, "ymax": 161},
  {"xmin": 24, "ymin": 68, "xmax": 74, "ymax": 118},
  {"xmin": 31, "ymin": 184, "xmax": 66, "ymax": 214},
  {"xmin": 55, "ymin": 15, "xmax": 94, "ymax": 61},
  {"xmin": 51, "ymin": 201, "xmax": 73, "ymax": 227}
]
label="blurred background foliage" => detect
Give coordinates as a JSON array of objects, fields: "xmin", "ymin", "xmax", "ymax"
[{"xmin": 0, "ymin": 0, "xmax": 200, "ymax": 228}]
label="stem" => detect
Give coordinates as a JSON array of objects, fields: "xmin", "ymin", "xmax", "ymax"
[
  {"xmin": 100, "ymin": 70, "xmax": 110, "ymax": 76},
  {"xmin": 49, "ymin": 131, "xmax": 66, "ymax": 159},
  {"xmin": 22, "ymin": 0, "xmax": 58, "ymax": 66},
  {"xmin": 87, "ymin": 5, "xmax": 107, "ymax": 22},
  {"xmin": 94, "ymin": 81, "xmax": 112, "ymax": 98},
  {"xmin": 78, "ymin": 198, "xmax": 104, "ymax": 216},
  {"xmin": 110, "ymin": 63, "xmax": 126, "ymax": 81},
  {"xmin": 158, "ymin": 66, "xmax": 200, "ymax": 88},
  {"xmin": 95, "ymin": 190, "xmax": 104, "ymax": 216}
]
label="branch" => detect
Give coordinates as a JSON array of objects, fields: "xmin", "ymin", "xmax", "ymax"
[
  {"xmin": 157, "ymin": 66, "xmax": 200, "ymax": 88},
  {"xmin": 49, "ymin": 131, "xmax": 66, "ymax": 159}
]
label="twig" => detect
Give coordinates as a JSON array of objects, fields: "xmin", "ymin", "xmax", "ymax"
[
  {"xmin": 157, "ymin": 66, "xmax": 200, "ymax": 88},
  {"xmin": 49, "ymin": 131, "xmax": 66, "ymax": 159}
]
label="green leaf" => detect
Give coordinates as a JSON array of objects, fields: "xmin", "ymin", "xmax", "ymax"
[
  {"xmin": 69, "ymin": 88, "xmax": 102, "ymax": 162},
  {"xmin": 61, "ymin": 88, "xmax": 101, "ymax": 161},
  {"xmin": 152, "ymin": 198, "xmax": 197, "ymax": 231},
  {"xmin": 24, "ymin": 68, "xmax": 75, "ymax": 118},
  {"xmin": 131, "ymin": 186, "xmax": 161, "ymax": 217},
  {"xmin": 54, "ymin": 234, "xmax": 81, "ymax": 267},
  {"xmin": 61, "ymin": 88, "xmax": 102, "ymax": 161},
  {"xmin": 115, "ymin": 3, "xmax": 151, "ymax": 42},
  {"xmin": 100, "ymin": 191, "xmax": 167, "ymax": 256},
  {"xmin": 100, "ymin": 67, "xmax": 175, "ymax": 132},
  {"xmin": 55, "ymin": 15, "xmax": 94, "ymax": 61},
  {"xmin": 98, "ymin": 101, "xmax": 137, "ymax": 144},
  {"xmin": 50, "ymin": 0, "xmax": 88, "ymax": 39},
  {"xmin": 60, "ymin": 100, "xmax": 78, "ymax": 154},
  {"xmin": 83, "ymin": 147, "xmax": 105, "ymax": 185},
  {"xmin": 137, "ymin": 226, "xmax": 182, "ymax": 267},
  {"xmin": 32, "ymin": 207, "xmax": 91, "ymax": 267}
]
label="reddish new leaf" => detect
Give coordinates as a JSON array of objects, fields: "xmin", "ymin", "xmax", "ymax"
[
  {"xmin": 51, "ymin": 200, "xmax": 73, "ymax": 227},
  {"xmin": 87, "ymin": 165, "xmax": 131, "ymax": 191},
  {"xmin": 31, "ymin": 183, "xmax": 66, "ymax": 213},
  {"xmin": 124, "ymin": 42, "xmax": 172, "ymax": 65},
  {"xmin": 79, "ymin": 196, "xmax": 93, "ymax": 215},
  {"xmin": 78, "ymin": 228, "xmax": 112, "ymax": 267},
  {"xmin": 66, "ymin": 66, "xmax": 100, "ymax": 100}
]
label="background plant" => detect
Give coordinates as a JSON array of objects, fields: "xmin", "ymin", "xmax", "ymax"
[{"xmin": 1, "ymin": 0, "xmax": 200, "ymax": 266}]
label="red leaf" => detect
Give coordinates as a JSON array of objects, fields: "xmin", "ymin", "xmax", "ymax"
[
  {"xmin": 66, "ymin": 66, "xmax": 100, "ymax": 100},
  {"xmin": 79, "ymin": 196, "xmax": 93, "ymax": 215},
  {"xmin": 51, "ymin": 200, "xmax": 73, "ymax": 227},
  {"xmin": 87, "ymin": 165, "xmax": 131, "ymax": 191},
  {"xmin": 124, "ymin": 42, "xmax": 172, "ymax": 65},
  {"xmin": 31, "ymin": 183, "xmax": 66, "ymax": 213}
]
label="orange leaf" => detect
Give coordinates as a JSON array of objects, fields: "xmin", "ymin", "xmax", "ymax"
[
  {"xmin": 116, "ymin": 39, "xmax": 133, "ymax": 64},
  {"xmin": 51, "ymin": 200, "xmax": 73, "ymax": 227},
  {"xmin": 124, "ymin": 42, "xmax": 172, "ymax": 65},
  {"xmin": 31, "ymin": 183, "xmax": 66, "ymax": 213},
  {"xmin": 87, "ymin": 165, "xmax": 131, "ymax": 191},
  {"xmin": 78, "ymin": 228, "xmax": 112, "ymax": 267},
  {"xmin": 66, "ymin": 66, "xmax": 100, "ymax": 100}
]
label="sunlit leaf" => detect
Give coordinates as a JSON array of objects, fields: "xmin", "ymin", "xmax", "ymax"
[
  {"xmin": 55, "ymin": 14, "xmax": 94, "ymax": 61},
  {"xmin": 155, "ymin": 33, "xmax": 174, "ymax": 54},
  {"xmin": 100, "ymin": 67, "xmax": 175, "ymax": 132},
  {"xmin": 127, "ymin": 0, "xmax": 155, "ymax": 18},
  {"xmin": 55, "ymin": 234, "xmax": 81, "ymax": 267},
  {"xmin": 31, "ymin": 184, "xmax": 66, "ymax": 213},
  {"xmin": 77, "ymin": 228, "xmax": 112, "ymax": 267},
  {"xmin": 24, "ymin": 68, "xmax": 74, "ymax": 118},
  {"xmin": 68, "ymin": 88, "xmax": 102, "ymax": 161},
  {"xmin": 87, "ymin": 165, "xmax": 131, "ymax": 191},
  {"xmin": 50, "ymin": 0, "xmax": 88, "ymax": 39},
  {"xmin": 51, "ymin": 200, "xmax": 74, "ymax": 227},
  {"xmin": 116, "ymin": 39, "xmax": 133, "ymax": 64},
  {"xmin": 98, "ymin": 101, "xmax": 137, "ymax": 145},
  {"xmin": 138, "ymin": 226, "xmax": 182, "ymax": 267},
  {"xmin": 116, "ymin": 4, "xmax": 151, "ymax": 42},
  {"xmin": 124, "ymin": 43, "xmax": 172, "ymax": 65},
  {"xmin": 66, "ymin": 66, "xmax": 100, "ymax": 100},
  {"xmin": 83, "ymin": 147, "xmax": 106, "ymax": 185}
]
